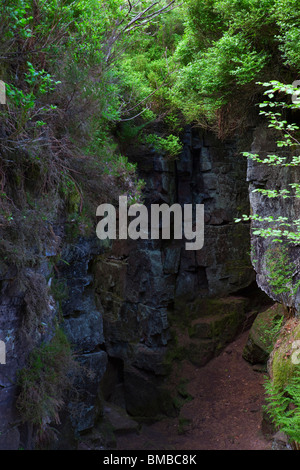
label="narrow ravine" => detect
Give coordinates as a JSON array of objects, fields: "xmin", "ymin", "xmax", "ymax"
[
  {"xmin": 2, "ymin": 1, "xmax": 300, "ymax": 451},
  {"xmin": 116, "ymin": 331, "xmax": 272, "ymax": 451}
]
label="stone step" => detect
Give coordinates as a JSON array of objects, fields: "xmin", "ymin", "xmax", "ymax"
[{"xmin": 103, "ymin": 402, "xmax": 140, "ymax": 435}]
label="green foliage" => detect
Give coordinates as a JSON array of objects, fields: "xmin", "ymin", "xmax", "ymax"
[
  {"xmin": 24, "ymin": 62, "xmax": 61, "ymax": 95},
  {"xmin": 173, "ymin": 29, "xmax": 269, "ymax": 121},
  {"xmin": 235, "ymin": 82, "xmax": 300, "ymax": 309},
  {"xmin": 264, "ymin": 374, "xmax": 300, "ymax": 445},
  {"xmin": 112, "ymin": 2, "xmax": 184, "ymax": 139},
  {"xmin": 17, "ymin": 327, "xmax": 77, "ymax": 446},
  {"xmin": 103, "ymin": 154, "xmax": 146, "ymax": 204},
  {"xmin": 1, "ymin": 0, "xmax": 300, "ymax": 447},
  {"xmin": 256, "ymin": 312, "xmax": 284, "ymax": 353},
  {"xmin": 1, "ymin": 0, "xmax": 33, "ymax": 39},
  {"xmin": 170, "ymin": 0, "xmax": 273, "ymax": 121},
  {"xmin": 263, "ymin": 320, "xmax": 300, "ymax": 446},
  {"xmin": 1, "ymin": 0, "xmax": 180, "ymax": 265},
  {"xmin": 265, "ymin": 245, "xmax": 300, "ymax": 307},
  {"xmin": 236, "ymin": 82, "xmax": 300, "ymax": 244},
  {"xmin": 144, "ymin": 133, "xmax": 183, "ymax": 159},
  {"xmin": 274, "ymin": 0, "xmax": 300, "ymax": 69},
  {"xmin": 59, "ymin": 172, "xmax": 82, "ymax": 214},
  {"xmin": 162, "ymin": 0, "xmax": 300, "ymax": 128},
  {"xmin": 3, "ymin": 60, "xmax": 60, "ymax": 140},
  {"xmin": 2, "ymin": 0, "xmax": 300, "ymax": 148}
]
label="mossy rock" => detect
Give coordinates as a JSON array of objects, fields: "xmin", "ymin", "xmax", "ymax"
[
  {"xmin": 174, "ymin": 296, "xmax": 249, "ymax": 326},
  {"xmin": 186, "ymin": 339, "xmax": 216, "ymax": 367},
  {"xmin": 102, "ymin": 402, "xmax": 139, "ymax": 435},
  {"xmin": 269, "ymin": 318, "xmax": 300, "ymax": 388},
  {"xmin": 171, "ymin": 296, "xmax": 249, "ymax": 367},
  {"xmin": 243, "ymin": 303, "xmax": 284, "ymax": 365},
  {"xmin": 189, "ymin": 309, "xmax": 244, "ymax": 344},
  {"xmin": 67, "ymin": 188, "xmax": 81, "ymax": 214},
  {"xmin": 123, "ymin": 365, "xmax": 177, "ymax": 419},
  {"xmin": 163, "ymin": 331, "xmax": 187, "ymax": 366},
  {"xmin": 264, "ymin": 318, "xmax": 300, "ymax": 447},
  {"xmin": 87, "ymin": 419, "xmax": 117, "ymax": 449}
]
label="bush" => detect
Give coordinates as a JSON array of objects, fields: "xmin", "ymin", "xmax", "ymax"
[
  {"xmin": 264, "ymin": 320, "xmax": 300, "ymax": 447},
  {"xmin": 17, "ymin": 328, "xmax": 78, "ymax": 446},
  {"xmin": 144, "ymin": 133, "xmax": 183, "ymax": 160}
]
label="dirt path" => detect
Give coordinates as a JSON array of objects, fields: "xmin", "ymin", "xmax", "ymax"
[{"xmin": 116, "ymin": 331, "xmax": 273, "ymax": 450}]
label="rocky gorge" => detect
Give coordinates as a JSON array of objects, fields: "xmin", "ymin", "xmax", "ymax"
[
  {"xmin": 0, "ymin": 121, "xmax": 283, "ymax": 450},
  {"xmin": 2, "ymin": 0, "xmax": 300, "ymax": 453}
]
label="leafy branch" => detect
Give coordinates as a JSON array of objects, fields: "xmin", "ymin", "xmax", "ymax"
[{"xmin": 104, "ymin": 0, "xmax": 181, "ymax": 64}]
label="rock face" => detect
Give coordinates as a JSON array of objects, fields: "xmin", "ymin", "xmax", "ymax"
[
  {"xmin": 247, "ymin": 123, "xmax": 300, "ymax": 311},
  {"xmin": 125, "ymin": 126, "xmax": 255, "ymax": 300},
  {"xmin": 51, "ymin": 237, "xmax": 108, "ymax": 443},
  {"xmin": 0, "ymin": 263, "xmax": 56, "ymax": 449},
  {"xmin": 0, "ymin": 126, "xmax": 260, "ymax": 449},
  {"xmin": 91, "ymin": 126, "xmax": 259, "ymax": 422},
  {"xmin": 243, "ymin": 303, "xmax": 284, "ymax": 365}
]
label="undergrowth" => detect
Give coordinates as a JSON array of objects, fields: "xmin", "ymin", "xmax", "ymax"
[
  {"xmin": 16, "ymin": 327, "xmax": 79, "ymax": 447},
  {"xmin": 264, "ymin": 373, "xmax": 300, "ymax": 448},
  {"xmin": 264, "ymin": 319, "xmax": 300, "ymax": 448}
]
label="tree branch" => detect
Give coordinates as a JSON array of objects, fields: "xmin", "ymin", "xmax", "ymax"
[{"xmin": 105, "ymin": 1, "xmax": 180, "ymax": 64}]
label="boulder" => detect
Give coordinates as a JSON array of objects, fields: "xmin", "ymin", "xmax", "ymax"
[{"xmin": 243, "ymin": 304, "xmax": 284, "ymax": 364}]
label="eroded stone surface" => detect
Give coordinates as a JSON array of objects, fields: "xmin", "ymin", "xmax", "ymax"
[
  {"xmin": 247, "ymin": 123, "xmax": 300, "ymax": 311},
  {"xmin": 243, "ymin": 304, "xmax": 284, "ymax": 365},
  {"xmin": 0, "ymin": 127, "xmax": 260, "ymax": 448}
]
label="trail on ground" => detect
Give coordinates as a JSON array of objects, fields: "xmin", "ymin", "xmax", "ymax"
[{"xmin": 117, "ymin": 331, "xmax": 272, "ymax": 450}]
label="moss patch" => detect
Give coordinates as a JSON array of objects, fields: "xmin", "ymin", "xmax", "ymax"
[
  {"xmin": 16, "ymin": 327, "xmax": 78, "ymax": 447},
  {"xmin": 243, "ymin": 304, "xmax": 284, "ymax": 365},
  {"xmin": 173, "ymin": 296, "xmax": 249, "ymax": 327},
  {"xmin": 264, "ymin": 318, "xmax": 300, "ymax": 447},
  {"xmin": 169, "ymin": 296, "xmax": 249, "ymax": 368},
  {"xmin": 270, "ymin": 318, "xmax": 300, "ymax": 388}
]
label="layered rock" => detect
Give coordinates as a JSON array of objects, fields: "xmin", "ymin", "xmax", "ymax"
[
  {"xmin": 243, "ymin": 303, "xmax": 284, "ymax": 365},
  {"xmin": 0, "ymin": 263, "xmax": 56, "ymax": 449},
  {"xmin": 247, "ymin": 123, "xmax": 300, "ymax": 311},
  {"xmin": 90, "ymin": 126, "xmax": 259, "ymax": 422},
  {"xmin": 0, "ymin": 126, "xmax": 260, "ymax": 449}
]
